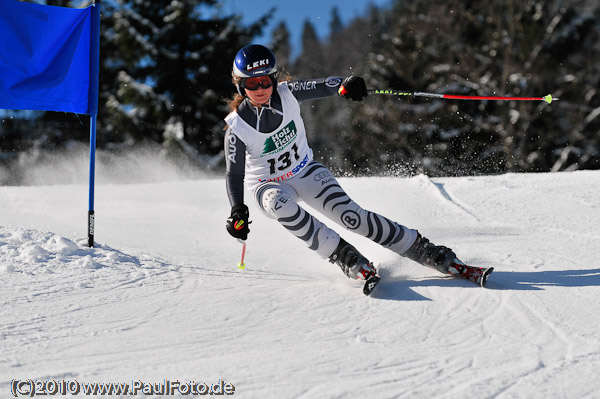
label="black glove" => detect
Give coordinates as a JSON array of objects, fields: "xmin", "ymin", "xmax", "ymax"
[
  {"xmin": 338, "ymin": 76, "xmax": 368, "ymax": 101},
  {"xmin": 226, "ymin": 204, "xmax": 250, "ymax": 240}
]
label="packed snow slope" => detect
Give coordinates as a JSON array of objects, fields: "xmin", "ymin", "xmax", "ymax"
[{"xmin": 1, "ymin": 169, "xmax": 599, "ymax": 398}]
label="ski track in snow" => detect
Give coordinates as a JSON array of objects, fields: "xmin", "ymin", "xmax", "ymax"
[{"xmin": 1, "ymin": 172, "xmax": 599, "ymax": 398}]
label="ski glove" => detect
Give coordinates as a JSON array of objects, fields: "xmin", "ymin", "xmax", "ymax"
[
  {"xmin": 338, "ymin": 76, "xmax": 368, "ymax": 102},
  {"xmin": 226, "ymin": 204, "xmax": 251, "ymax": 240}
]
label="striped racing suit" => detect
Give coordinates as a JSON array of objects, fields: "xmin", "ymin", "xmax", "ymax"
[{"xmin": 224, "ymin": 77, "xmax": 418, "ymax": 260}]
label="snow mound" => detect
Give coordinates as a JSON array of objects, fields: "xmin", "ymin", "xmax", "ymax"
[
  {"xmin": 0, "ymin": 226, "xmax": 176, "ymax": 295},
  {"xmin": 1, "ymin": 227, "xmax": 144, "ymax": 273}
]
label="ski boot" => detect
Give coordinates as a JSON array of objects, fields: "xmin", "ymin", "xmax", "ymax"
[
  {"xmin": 329, "ymin": 238, "xmax": 377, "ymax": 281},
  {"xmin": 402, "ymin": 233, "xmax": 456, "ymax": 274}
]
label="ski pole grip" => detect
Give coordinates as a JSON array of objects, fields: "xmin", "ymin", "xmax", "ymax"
[{"xmin": 338, "ymin": 86, "xmax": 348, "ymax": 96}]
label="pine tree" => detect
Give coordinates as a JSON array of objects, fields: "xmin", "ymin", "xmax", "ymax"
[
  {"xmin": 101, "ymin": 0, "xmax": 274, "ymax": 160},
  {"xmin": 330, "ymin": 7, "xmax": 343, "ymax": 35},
  {"xmin": 354, "ymin": 0, "xmax": 600, "ymax": 175},
  {"xmin": 296, "ymin": 20, "xmax": 325, "ymax": 76},
  {"xmin": 271, "ymin": 22, "xmax": 291, "ymax": 72},
  {"xmin": 2, "ymin": 0, "xmax": 274, "ymax": 170}
]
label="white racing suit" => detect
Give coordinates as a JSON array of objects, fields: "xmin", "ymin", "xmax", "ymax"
[{"xmin": 224, "ymin": 79, "xmax": 417, "ymax": 261}]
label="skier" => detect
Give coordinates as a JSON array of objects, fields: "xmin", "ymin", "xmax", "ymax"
[{"xmin": 223, "ymin": 44, "xmax": 490, "ymax": 293}]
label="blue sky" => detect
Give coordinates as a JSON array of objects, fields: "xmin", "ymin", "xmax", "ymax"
[{"xmin": 221, "ymin": 0, "xmax": 392, "ymax": 59}]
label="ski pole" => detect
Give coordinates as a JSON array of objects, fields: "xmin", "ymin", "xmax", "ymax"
[
  {"xmin": 237, "ymin": 239, "xmax": 246, "ymax": 270},
  {"xmin": 367, "ymin": 89, "xmax": 558, "ymax": 104}
]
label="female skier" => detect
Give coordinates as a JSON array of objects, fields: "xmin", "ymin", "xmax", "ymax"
[{"xmin": 224, "ymin": 44, "xmax": 490, "ymax": 293}]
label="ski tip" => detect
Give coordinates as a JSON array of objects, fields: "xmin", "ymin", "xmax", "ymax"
[
  {"xmin": 363, "ymin": 275, "xmax": 381, "ymax": 296},
  {"xmin": 480, "ymin": 267, "xmax": 494, "ymax": 287}
]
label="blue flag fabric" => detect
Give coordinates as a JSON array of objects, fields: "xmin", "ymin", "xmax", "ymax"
[{"xmin": 0, "ymin": 1, "xmax": 98, "ymax": 115}]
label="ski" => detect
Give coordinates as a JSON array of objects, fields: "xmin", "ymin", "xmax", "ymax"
[
  {"xmin": 357, "ymin": 262, "xmax": 381, "ymax": 296},
  {"xmin": 361, "ymin": 261, "xmax": 492, "ymax": 295},
  {"xmin": 448, "ymin": 260, "xmax": 494, "ymax": 287},
  {"xmin": 480, "ymin": 267, "xmax": 494, "ymax": 287},
  {"xmin": 363, "ymin": 275, "xmax": 381, "ymax": 296}
]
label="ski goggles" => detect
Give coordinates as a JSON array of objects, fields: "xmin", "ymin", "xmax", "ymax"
[{"xmin": 240, "ymin": 75, "xmax": 274, "ymax": 91}]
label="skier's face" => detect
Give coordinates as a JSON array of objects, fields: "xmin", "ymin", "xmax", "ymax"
[{"xmin": 245, "ymin": 85, "xmax": 273, "ymax": 106}]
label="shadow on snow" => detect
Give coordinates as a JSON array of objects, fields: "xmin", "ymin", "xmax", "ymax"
[{"xmin": 370, "ymin": 268, "xmax": 600, "ymax": 301}]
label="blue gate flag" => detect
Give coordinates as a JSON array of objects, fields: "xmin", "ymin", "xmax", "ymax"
[{"xmin": 0, "ymin": 0, "xmax": 99, "ymax": 115}]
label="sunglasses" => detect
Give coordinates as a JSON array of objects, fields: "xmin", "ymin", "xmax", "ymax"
[{"xmin": 241, "ymin": 75, "xmax": 274, "ymax": 91}]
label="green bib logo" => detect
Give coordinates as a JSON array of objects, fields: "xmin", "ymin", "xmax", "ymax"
[{"xmin": 262, "ymin": 120, "xmax": 297, "ymax": 156}]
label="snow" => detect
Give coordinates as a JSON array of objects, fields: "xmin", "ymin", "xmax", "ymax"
[{"xmin": 1, "ymin": 167, "xmax": 599, "ymax": 398}]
